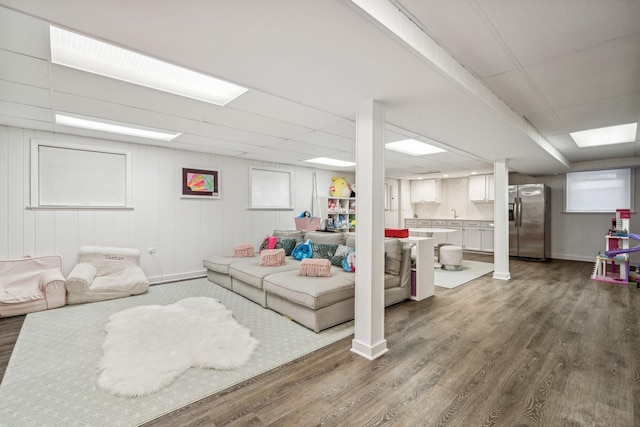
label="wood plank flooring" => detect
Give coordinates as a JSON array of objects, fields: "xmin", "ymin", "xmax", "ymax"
[{"xmin": 2, "ymin": 255, "xmax": 639, "ymax": 426}]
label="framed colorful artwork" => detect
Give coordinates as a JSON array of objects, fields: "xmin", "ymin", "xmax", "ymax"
[{"xmin": 181, "ymin": 167, "xmax": 220, "ymax": 199}]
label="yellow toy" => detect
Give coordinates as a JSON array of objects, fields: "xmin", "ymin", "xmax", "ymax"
[{"xmin": 330, "ymin": 176, "xmax": 351, "ymax": 197}]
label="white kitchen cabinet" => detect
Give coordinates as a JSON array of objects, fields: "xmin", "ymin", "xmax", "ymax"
[
  {"xmin": 481, "ymin": 222, "xmax": 494, "ymax": 252},
  {"xmin": 405, "ymin": 218, "xmax": 418, "ymax": 228},
  {"xmin": 410, "ymin": 179, "xmax": 441, "ymax": 203},
  {"xmin": 469, "ymin": 174, "xmax": 494, "ymax": 202},
  {"xmin": 463, "ymin": 221, "xmax": 483, "ymax": 250},
  {"xmin": 446, "ymin": 220, "xmax": 463, "ymax": 246}
]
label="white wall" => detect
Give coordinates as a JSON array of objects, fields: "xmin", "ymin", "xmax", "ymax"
[
  {"xmin": 411, "ymin": 177, "xmax": 494, "ymax": 220},
  {"xmin": 0, "ymin": 125, "xmax": 349, "ymax": 281}
]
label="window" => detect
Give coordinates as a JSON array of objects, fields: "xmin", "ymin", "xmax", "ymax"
[
  {"xmin": 565, "ymin": 168, "xmax": 632, "ymax": 213},
  {"xmin": 30, "ymin": 140, "xmax": 132, "ymax": 209},
  {"xmin": 248, "ymin": 166, "xmax": 293, "ymax": 210}
]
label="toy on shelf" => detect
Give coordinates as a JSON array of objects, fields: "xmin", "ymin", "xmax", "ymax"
[
  {"xmin": 330, "ymin": 177, "xmax": 351, "ymax": 197},
  {"xmin": 591, "ymin": 209, "xmax": 638, "ymax": 286}
]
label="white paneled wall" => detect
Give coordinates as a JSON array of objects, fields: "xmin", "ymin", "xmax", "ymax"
[{"xmin": 0, "ymin": 125, "xmax": 350, "ymax": 281}]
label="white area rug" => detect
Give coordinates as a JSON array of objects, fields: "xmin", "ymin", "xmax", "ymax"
[
  {"xmin": 98, "ymin": 297, "xmax": 259, "ymax": 397},
  {"xmin": 434, "ymin": 260, "xmax": 494, "ymax": 289},
  {"xmin": 0, "ymin": 278, "xmax": 353, "ymax": 426}
]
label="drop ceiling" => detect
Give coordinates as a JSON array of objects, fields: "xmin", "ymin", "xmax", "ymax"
[{"xmin": 0, "ymin": 0, "xmax": 638, "ymax": 179}]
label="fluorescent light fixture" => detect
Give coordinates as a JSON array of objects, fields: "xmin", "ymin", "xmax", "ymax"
[
  {"xmin": 304, "ymin": 157, "xmax": 356, "ymax": 167},
  {"xmin": 50, "ymin": 26, "xmax": 248, "ymax": 106},
  {"xmin": 570, "ymin": 123, "xmax": 637, "ymax": 148},
  {"xmin": 386, "ymin": 138, "xmax": 446, "ymax": 156},
  {"xmin": 55, "ymin": 113, "xmax": 181, "ymax": 141}
]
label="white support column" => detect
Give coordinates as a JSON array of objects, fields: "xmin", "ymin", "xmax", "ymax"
[
  {"xmin": 493, "ymin": 159, "xmax": 511, "ymax": 280},
  {"xmin": 351, "ymin": 100, "xmax": 388, "ymax": 360}
]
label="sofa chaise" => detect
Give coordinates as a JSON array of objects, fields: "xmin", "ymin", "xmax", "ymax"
[{"xmin": 203, "ymin": 230, "xmax": 413, "ymax": 332}]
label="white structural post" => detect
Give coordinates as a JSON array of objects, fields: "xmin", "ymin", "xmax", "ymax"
[
  {"xmin": 493, "ymin": 159, "xmax": 511, "ymax": 280},
  {"xmin": 351, "ymin": 100, "xmax": 388, "ymax": 360}
]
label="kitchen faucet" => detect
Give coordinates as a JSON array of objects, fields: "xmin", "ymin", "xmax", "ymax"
[{"xmin": 451, "ymin": 208, "xmax": 458, "ymax": 219}]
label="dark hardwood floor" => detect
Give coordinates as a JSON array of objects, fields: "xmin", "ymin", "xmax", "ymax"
[{"xmin": 2, "ymin": 255, "xmax": 639, "ymax": 426}]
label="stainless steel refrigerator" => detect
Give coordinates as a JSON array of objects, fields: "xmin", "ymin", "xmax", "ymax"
[{"xmin": 508, "ymin": 184, "xmax": 550, "ymax": 260}]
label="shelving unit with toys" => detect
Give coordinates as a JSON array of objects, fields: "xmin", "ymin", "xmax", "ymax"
[
  {"xmin": 591, "ymin": 209, "xmax": 639, "ymax": 287},
  {"xmin": 321, "ymin": 197, "xmax": 356, "ymax": 231}
]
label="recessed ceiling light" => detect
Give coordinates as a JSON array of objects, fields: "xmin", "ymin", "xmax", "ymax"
[
  {"xmin": 570, "ymin": 123, "xmax": 637, "ymax": 148},
  {"xmin": 470, "ymin": 171, "xmax": 477, "ymax": 175},
  {"xmin": 50, "ymin": 26, "xmax": 248, "ymax": 106},
  {"xmin": 443, "ymin": 174, "xmax": 449, "ymax": 177},
  {"xmin": 385, "ymin": 139, "xmax": 446, "ymax": 156},
  {"xmin": 55, "ymin": 113, "xmax": 182, "ymax": 141},
  {"xmin": 304, "ymin": 157, "xmax": 356, "ymax": 167}
]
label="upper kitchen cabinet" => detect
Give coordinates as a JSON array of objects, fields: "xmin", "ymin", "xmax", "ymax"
[
  {"xmin": 410, "ymin": 179, "xmax": 441, "ymax": 203},
  {"xmin": 469, "ymin": 174, "xmax": 494, "ymax": 202}
]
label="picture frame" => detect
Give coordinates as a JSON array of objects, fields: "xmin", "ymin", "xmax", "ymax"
[{"xmin": 181, "ymin": 167, "xmax": 220, "ymax": 199}]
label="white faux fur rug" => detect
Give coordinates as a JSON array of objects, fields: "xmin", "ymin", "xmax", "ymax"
[{"xmin": 97, "ymin": 297, "xmax": 259, "ymax": 397}]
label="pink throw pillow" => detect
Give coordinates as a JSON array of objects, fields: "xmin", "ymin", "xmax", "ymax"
[
  {"xmin": 298, "ymin": 258, "xmax": 331, "ymax": 277},
  {"xmin": 259, "ymin": 248, "xmax": 286, "ymax": 266},
  {"xmin": 232, "ymin": 244, "xmax": 254, "ymax": 258}
]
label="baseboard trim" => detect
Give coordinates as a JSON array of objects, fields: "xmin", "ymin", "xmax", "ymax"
[
  {"xmin": 351, "ymin": 338, "xmax": 388, "ymax": 360},
  {"xmin": 493, "ymin": 271, "xmax": 511, "ymax": 280},
  {"xmin": 148, "ymin": 269, "xmax": 207, "ymax": 285}
]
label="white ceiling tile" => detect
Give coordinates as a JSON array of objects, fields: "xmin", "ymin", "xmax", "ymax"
[
  {"xmin": 202, "ymin": 107, "xmax": 313, "ymax": 139},
  {"xmin": 187, "ymin": 121, "xmax": 284, "ymax": 147},
  {"xmin": 227, "ymin": 90, "xmax": 346, "ymax": 130},
  {"xmin": 0, "ymin": 114, "xmax": 55, "ymax": 132},
  {"xmin": 485, "ymin": 69, "xmax": 549, "ymax": 115},
  {"xmin": 174, "ymin": 133, "xmax": 263, "ymax": 153},
  {"xmin": 0, "ymin": 49, "xmax": 49, "ymax": 88},
  {"xmin": 0, "ymin": 7, "xmax": 48, "ymax": 59},
  {"xmin": 52, "ymin": 92, "xmax": 199, "ymax": 132},
  {"xmin": 293, "ymin": 131, "xmax": 354, "ymax": 151},
  {"xmin": 524, "ymin": 110, "xmax": 567, "ymax": 137},
  {"xmin": 555, "ymin": 93, "xmax": 640, "ymax": 133},
  {"xmin": 320, "ymin": 121, "xmax": 355, "ymax": 139},
  {"xmin": 0, "ymin": 80, "xmax": 51, "ymax": 108},
  {"xmin": 477, "ymin": 0, "xmax": 640, "ymax": 66},
  {"xmin": 0, "ymin": 99, "xmax": 51, "ymax": 122},
  {"xmin": 525, "ymin": 35, "xmax": 640, "ymax": 109}
]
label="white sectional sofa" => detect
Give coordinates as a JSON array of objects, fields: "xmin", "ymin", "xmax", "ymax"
[{"xmin": 203, "ymin": 230, "xmax": 413, "ymax": 332}]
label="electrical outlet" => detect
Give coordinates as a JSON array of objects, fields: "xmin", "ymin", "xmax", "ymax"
[{"xmin": 147, "ymin": 247, "xmax": 157, "ymax": 254}]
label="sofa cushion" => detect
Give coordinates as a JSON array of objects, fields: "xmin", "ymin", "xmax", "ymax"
[
  {"xmin": 203, "ymin": 255, "xmax": 256, "ymax": 274},
  {"xmin": 264, "ymin": 268, "xmax": 355, "ymax": 309},
  {"xmin": 331, "ymin": 244, "xmax": 352, "ymax": 266},
  {"xmin": 384, "ymin": 273, "xmax": 400, "ymax": 289},
  {"xmin": 384, "ymin": 239, "xmax": 402, "ymax": 276},
  {"xmin": 346, "ymin": 234, "xmax": 356, "ymax": 248},
  {"xmin": 273, "ymin": 230, "xmax": 304, "ymax": 240},
  {"xmin": 228, "ymin": 259, "xmax": 298, "ymax": 288},
  {"xmin": 311, "ymin": 243, "xmax": 338, "ymax": 260},
  {"xmin": 303, "ymin": 231, "xmax": 347, "ymax": 245}
]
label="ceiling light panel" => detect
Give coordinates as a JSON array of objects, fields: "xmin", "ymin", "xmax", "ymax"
[
  {"xmin": 385, "ymin": 139, "xmax": 447, "ymax": 156},
  {"xmin": 50, "ymin": 26, "xmax": 248, "ymax": 106},
  {"xmin": 304, "ymin": 157, "xmax": 356, "ymax": 167},
  {"xmin": 570, "ymin": 123, "xmax": 637, "ymax": 148},
  {"xmin": 55, "ymin": 113, "xmax": 181, "ymax": 141}
]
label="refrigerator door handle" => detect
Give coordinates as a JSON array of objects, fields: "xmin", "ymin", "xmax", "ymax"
[{"xmin": 516, "ymin": 197, "xmax": 522, "ymax": 228}]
